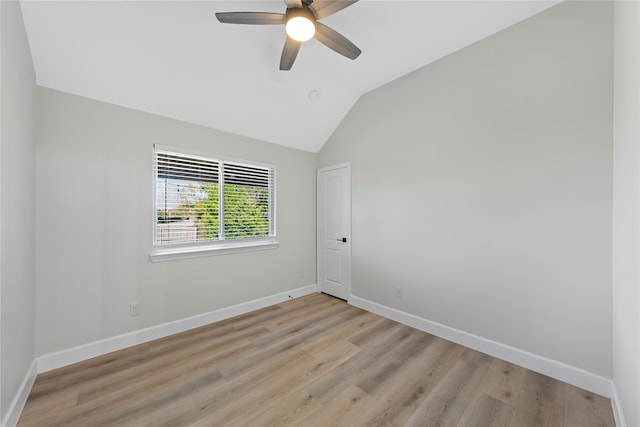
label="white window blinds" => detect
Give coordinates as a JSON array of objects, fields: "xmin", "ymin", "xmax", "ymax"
[{"xmin": 154, "ymin": 147, "xmax": 275, "ymax": 248}]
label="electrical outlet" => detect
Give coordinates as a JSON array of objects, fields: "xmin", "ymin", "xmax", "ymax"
[
  {"xmin": 130, "ymin": 303, "xmax": 141, "ymax": 317},
  {"xmin": 299, "ymin": 270, "xmax": 305, "ymax": 279},
  {"xmin": 394, "ymin": 287, "xmax": 403, "ymax": 299}
]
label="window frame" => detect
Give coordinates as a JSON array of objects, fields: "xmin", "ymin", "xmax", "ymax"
[{"xmin": 150, "ymin": 144, "xmax": 278, "ymax": 262}]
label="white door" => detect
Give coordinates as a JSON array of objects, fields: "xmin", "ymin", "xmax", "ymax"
[{"xmin": 317, "ymin": 163, "xmax": 351, "ymax": 300}]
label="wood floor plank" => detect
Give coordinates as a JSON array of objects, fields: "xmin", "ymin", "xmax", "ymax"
[
  {"xmin": 249, "ymin": 298, "xmax": 352, "ymax": 349},
  {"xmin": 262, "ymin": 294, "xmax": 347, "ymax": 332},
  {"xmin": 233, "ymin": 389, "xmax": 322, "ymax": 427},
  {"xmin": 480, "ymin": 358, "xmax": 527, "ymax": 406},
  {"xmin": 76, "ymin": 325, "xmax": 267, "ymax": 404},
  {"xmin": 125, "ymin": 350, "xmax": 313, "ymax": 427},
  {"xmin": 202, "ymin": 340, "xmax": 361, "ymax": 426},
  {"xmin": 563, "ymin": 384, "xmax": 616, "ymax": 427},
  {"xmin": 456, "ymin": 392, "xmax": 515, "ymax": 427},
  {"xmin": 220, "ymin": 308, "xmax": 347, "ymax": 379},
  {"xmin": 354, "ymin": 330, "xmax": 434, "ymax": 398},
  {"xmin": 18, "ymin": 293, "xmax": 617, "ymax": 427},
  {"xmin": 237, "ymin": 341, "xmax": 361, "ymax": 427},
  {"xmin": 154, "ymin": 310, "xmax": 360, "ymax": 426},
  {"xmin": 27, "ymin": 343, "xmax": 152, "ymax": 398},
  {"xmin": 523, "ymin": 370, "xmax": 567, "ymax": 405},
  {"xmin": 299, "ymin": 384, "xmax": 377, "ymax": 427},
  {"xmin": 30, "ymin": 318, "xmax": 262, "ymax": 400},
  {"xmin": 305, "ymin": 325, "xmax": 423, "ymax": 404},
  {"xmin": 229, "ymin": 293, "xmax": 327, "ymax": 332},
  {"xmin": 510, "ymin": 390, "xmax": 564, "ymax": 427},
  {"xmin": 23, "ymin": 324, "xmax": 268, "ymax": 426},
  {"xmin": 347, "ymin": 317, "xmax": 402, "ymax": 348},
  {"xmin": 302, "ymin": 310, "xmax": 384, "ymax": 357},
  {"xmin": 359, "ymin": 337, "xmax": 467, "ymax": 427},
  {"xmin": 404, "ymin": 349, "xmax": 493, "ymax": 427},
  {"xmin": 18, "ymin": 388, "xmax": 78, "ymax": 424},
  {"xmin": 68, "ymin": 342, "xmax": 251, "ymax": 424}
]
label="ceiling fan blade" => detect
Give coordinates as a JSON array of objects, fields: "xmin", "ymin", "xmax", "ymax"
[
  {"xmin": 215, "ymin": 12, "xmax": 286, "ymax": 25},
  {"xmin": 309, "ymin": 0, "xmax": 358, "ymax": 19},
  {"xmin": 284, "ymin": 0, "xmax": 303, "ymax": 8},
  {"xmin": 280, "ymin": 36, "xmax": 301, "ymax": 70},
  {"xmin": 314, "ymin": 22, "xmax": 361, "ymax": 60}
]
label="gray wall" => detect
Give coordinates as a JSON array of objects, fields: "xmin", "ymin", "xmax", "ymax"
[
  {"xmin": 0, "ymin": 0, "xmax": 37, "ymax": 421},
  {"xmin": 35, "ymin": 88, "xmax": 317, "ymax": 357},
  {"xmin": 612, "ymin": 1, "xmax": 640, "ymax": 426},
  {"xmin": 318, "ymin": 1, "xmax": 613, "ymax": 377}
]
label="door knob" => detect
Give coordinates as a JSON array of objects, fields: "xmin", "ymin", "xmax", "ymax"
[{"xmin": 336, "ymin": 237, "xmax": 347, "ymax": 243}]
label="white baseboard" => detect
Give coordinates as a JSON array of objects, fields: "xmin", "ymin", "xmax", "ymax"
[
  {"xmin": 610, "ymin": 383, "xmax": 628, "ymax": 427},
  {"xmin": 1, "ymin": 360, "xmax": 37, "ymax": 427},
  {"xmin": 349, "ymin": 295, "xmax": 613, "ymax": 399},
  {"xmin": 37, "ymin": 284, "xmax": 318, "ymax": 373}
]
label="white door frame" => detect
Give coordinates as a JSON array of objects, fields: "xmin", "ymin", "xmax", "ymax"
[{"xmin": 317, "ymin": 162, "xmax": 351, "ymax": 300}]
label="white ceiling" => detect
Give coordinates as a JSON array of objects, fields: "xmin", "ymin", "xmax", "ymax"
[{"xmin": 20, "ymin": 0, "xmax": 559, "ymax": 153}]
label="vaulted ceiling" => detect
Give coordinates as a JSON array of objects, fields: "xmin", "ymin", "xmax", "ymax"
[{"xmin": 20, "ymin": 1, "xmax": 559, "ymax": 152}]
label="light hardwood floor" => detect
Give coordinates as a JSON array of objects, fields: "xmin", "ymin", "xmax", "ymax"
[{"xmin": 19, "ymin": 293, "xmax": 615, "ymax": 426}]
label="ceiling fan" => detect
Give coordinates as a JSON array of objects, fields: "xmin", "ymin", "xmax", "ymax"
[{"xmin": 215, "ymin": 0, "xmax": 361, "ymax": 70}]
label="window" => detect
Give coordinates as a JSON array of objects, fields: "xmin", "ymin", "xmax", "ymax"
[{"xmin": 151, "ymin": 145, "xmax": 277, "ymax": 261}]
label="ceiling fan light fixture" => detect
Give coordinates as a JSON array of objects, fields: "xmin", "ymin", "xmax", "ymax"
[
  {"xmin": 285, "ymin": 7, "xmax": 316, "ymax": 42},
  {"xmin": 286, "ymin": 16, "xmax": 315, "ymax": 41}
]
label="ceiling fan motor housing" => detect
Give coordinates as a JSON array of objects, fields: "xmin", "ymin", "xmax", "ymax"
[{"xmin": 286, "ymin": 5, "xmax": 316, "ymax": 25}]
